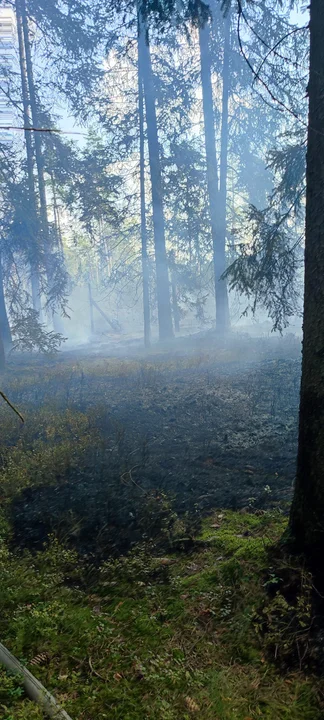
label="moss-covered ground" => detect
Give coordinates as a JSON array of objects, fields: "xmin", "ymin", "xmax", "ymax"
[{"xmin": 1, "ymin": 509, "xmax": 323, "ymax": 720}]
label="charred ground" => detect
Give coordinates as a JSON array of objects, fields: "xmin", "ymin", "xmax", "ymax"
[{"xmin": 1, "ymin": 331, "xmax": 301, "ymax": 557}]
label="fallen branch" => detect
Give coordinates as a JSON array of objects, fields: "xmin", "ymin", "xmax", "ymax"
[
  {"xmin": 91, "ymin": 298, "xmax": 121, "ymax": 333},
  {"xmin": 0, "ymin": 391, "xmax": 24, "ymax": 422},
  {"xmin": 88, "ymin": 656, "xmax": 107, "ymax": 682},
  {"xmin": 0, "ymin": 642, "xmax": 73, "ymax": 720}
]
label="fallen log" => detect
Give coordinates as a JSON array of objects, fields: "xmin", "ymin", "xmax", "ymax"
[{"xmin": 0, "ymin": 641, "xmax": 73, "ymax": 720}]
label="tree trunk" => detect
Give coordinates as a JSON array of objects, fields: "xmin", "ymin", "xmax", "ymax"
[
  {"xmin": 169, "ymin": 250, "xmax": 180, "ymax": 333},
  {"xmin": 88, "ymin": 282, "xmax": 94, "ymax": 335},
  {"xmin": 138, "ymin": 21, "xmax": 151, "ymax": 348},
  {"xmin": 0, "ymin": 330, "xmax": 5, "ymax": 372},
  {"xmin": 138, "ymin": 15, "xmax": 173, "ymax": 341},
  {"xmin": 288, "ymin": 0, "xmax": 324, "ymax": 573},
  {"xmin": 51, "ymin": 171, "xmax": 64, "ymax": 259},
  {"xmin": 0, "ymin": 253, "xmax": 12, "ymax": 349},
  {"xmin": 16, "ymin": 0, "xmax": 41, "ymax": 314},
  {"xmin": 30, "ymin": 268, "xmax": 41, "ymax": 314},
  {"xmin": 171, "ymin": 272, "xmax": 180, "ymax": 333},
  {"xmin": 218, "ymin": 11, "xmax": 231, "ymax": 330},
  {"xmin": 20, "ymin": 0, "xmax": 62, "ymax": 332},
  {"xmin": 20, "ymin": 0, "xmax": 50, "ymax": 249},
  {"xmin": 49, "ymin": 172, "xmax": 66, "ymax": 335},
  {"xmin": 199, "ymin": 20, "xmax": 229, "ymax": 334},
  {"xmin": 186, "ymin": 179, "xmax": 193, "ymax": 266}
]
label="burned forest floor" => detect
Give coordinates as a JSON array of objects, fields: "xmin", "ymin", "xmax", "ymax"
[
  {"xmin": 2, "ymin": 330, "xmax": 301, "ymax": 536},
  {"xmin": 2, "ymin": 330, "xmax": 323, "ymax": 719}
]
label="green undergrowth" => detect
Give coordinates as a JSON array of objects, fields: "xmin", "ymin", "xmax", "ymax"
[{"xmin": 0, "ymin": 509, "xmax": 323, "ymax": 720}]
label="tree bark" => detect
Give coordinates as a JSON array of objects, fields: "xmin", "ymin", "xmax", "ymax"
[
  {"xmin": 16, "ymin": 0, "xmax": 41, "ymax": 313},
  {"xmin": 288, "ymin": 0, "xmax": 324, "ymax": 572},
  {"xmin": 199, "ymin": 20, "xmax": 230, "ymax": 334},
  {"xmin": 0, "ymin": 253, "xmax": 12, "ymax": 349},
  {"xmin": 138, "ymin": 21, "xmax": 151, "ymax": 348},
  {"xmin": 138, "ymin": 15, "xmax": 173, "ymax": 341}
]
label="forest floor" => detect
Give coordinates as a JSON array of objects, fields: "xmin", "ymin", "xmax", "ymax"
[
  {"xmin": 6, "ymin": 330, "xmax": 301, "ymax": 521},
  {"xmin": 1, "ymin": 330, "xmax": 323, "ymax": 719}
]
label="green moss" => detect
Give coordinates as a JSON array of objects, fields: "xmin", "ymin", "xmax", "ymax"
[{"xmin": 0, "ymin": 511, "xmax": 322, "ymax": 719}]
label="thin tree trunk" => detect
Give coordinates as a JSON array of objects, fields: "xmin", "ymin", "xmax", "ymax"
[
  {"xmin": 20, "ymin": 0, "xmax": 62, "ymax": 332},
  {"xmin": 20, "ymin": 0, "xmax": 50, "ymax": 250},
  {"xmin": 0, "ymin": 253, "xmax": 12, "ymax": 349},
  {"xmin": 48, "ymin": 172, "xmax": 66, "ymax": 333},
  {"xmin": 171, "ymin": 272, "xmax": 180, "ymax": 333},
  {"xmin": 30, "ymin": 267, "xmax": 41, "ymax": 314},
  {"xmin": 199, "ymin": 20, "xmax": 229, "ymax": 334},
  {"xmin": 218, "ymin": 11, "xmax": 231, "ymax": 330},
  {"xmin": 186, "ymin": 179, "xmax": 193, "ymax": 265},
  {"xmin": 138, "ymin": 23, "xmax": 151, "ymax": 348},
  {"xmin": 169, "ymin": 249, "xmax": 180, "ymax": 333},
  {"xmin": 138, "ymin": 15, "xmax": 173, "ymax": 341},
  {"xmin": 51, "ymin": 171, "xmax": 64, "ymax": 259},
  {"xmin": 88, "ymin": 282, "xmax": 94, "ymax": 335},
  {"xmin": 16, "ymin": 0, "xmax": 41, "ymax": 314},
  {"xmin": 288, "ymin": 0, "xmax": 324, "ymax": 572},
  {"xmin": 0, "ymin": 330, "xmax": 5, "ymax": 372}
]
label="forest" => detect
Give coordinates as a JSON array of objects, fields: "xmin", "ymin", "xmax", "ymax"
[{"xmin": 0, "ymin": 0, "xmax": 324, "ymax": 718}]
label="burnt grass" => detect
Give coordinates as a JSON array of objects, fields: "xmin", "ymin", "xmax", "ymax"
[{"xmin": 4, "ymin": 331, "xmax": 301, "ymax": 555}]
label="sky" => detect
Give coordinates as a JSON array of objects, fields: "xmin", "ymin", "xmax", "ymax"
[{"xmin": 290, "ymin": 6, "xmax": 309, "ymax": 27}]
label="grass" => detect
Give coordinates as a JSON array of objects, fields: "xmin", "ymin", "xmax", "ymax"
[
  {"xmin": 0, "ymin": 509, "xmax": 323, "ymax": 720},
  {"xmin": 0, "ymin": 348, "xmax": 319, "ymax": 719}
]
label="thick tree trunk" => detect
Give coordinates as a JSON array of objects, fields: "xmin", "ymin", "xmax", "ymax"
[
  {"xmin": 288, "ymin": 0, "xmax": 324, "ymax": 572},
  {"xmin": 16, "ymin": 0, "xmax": 41, "ymax": 314},
  {"xmin": 0, "ymin": 253, "xmax": 12, "ymax": 349},
  {"xmin": 138, "ymin": 17, "xmax": 173, "ymax": 341},
  {"xmin": 138, "ymin": 23, "xmax": 151, "ymax": 348},
  {"xmin": 199, "ymin": 20, "xmax": 229, "ymax": 334}
]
